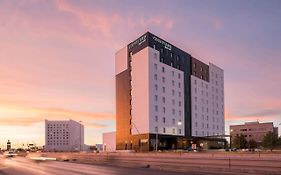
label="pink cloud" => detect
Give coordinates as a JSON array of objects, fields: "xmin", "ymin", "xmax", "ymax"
[{"xmin": 54, "ymin": 0, "xmax": 121, "ymax": 37}]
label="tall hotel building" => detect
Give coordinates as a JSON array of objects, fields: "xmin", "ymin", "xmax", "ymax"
[
  {"xmin": 45, "ymin": 120, "xmax": 84, "ymax": 152},
  {"xmin": 115, "ymin": 32, "xmax": 225, "ymax": 151}
]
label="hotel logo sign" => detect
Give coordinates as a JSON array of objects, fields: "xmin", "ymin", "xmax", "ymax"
[
  {"xmin": 152, "ymin": 36, "xmax": 172, "ymax": 51},
  {"xmin": 128, "ymin": 34, "xmax": 147, "ymax": 49}
]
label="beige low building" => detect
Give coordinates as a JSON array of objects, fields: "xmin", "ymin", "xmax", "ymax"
[{"xmin": 230, "ymin": 122, "xmax": 278, "ymax": 144}]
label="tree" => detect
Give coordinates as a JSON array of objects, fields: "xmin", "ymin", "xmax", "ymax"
[
  {"xmin": 262, "ymin": 131, "xmax": 278, "ymax": 151},
  {"xmin": 248, "ymin": 139, "xmax": 257, "ymax": 151},
  {"xmin": 232, "ymin": 135, "xmax": 247, "ymax": 149}
]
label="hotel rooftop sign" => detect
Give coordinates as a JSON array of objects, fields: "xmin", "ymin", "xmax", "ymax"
[
  {"xmin": 128, "ymin": 34, "xmax": 147, "ymax": 49},
  {"xmin": 128, "ymin": 32, "xmax": 172, "ymax": 51},
  {"xmin": 152, "ymin": 36, "xmax": 172, "ymax": 51}
]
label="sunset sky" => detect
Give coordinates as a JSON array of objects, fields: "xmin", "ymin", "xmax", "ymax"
[{"xmin": 0, "ymin": 0, "xmax": 281, "ymax": 148}]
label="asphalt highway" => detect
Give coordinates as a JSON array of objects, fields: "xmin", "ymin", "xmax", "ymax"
[{"xmin": 0, "ymin": 157, "xmax": 200, "ymax": 175}]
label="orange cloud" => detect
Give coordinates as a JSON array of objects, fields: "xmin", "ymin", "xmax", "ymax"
[{"xmin": 0, "ymin": 102, "xmax": 115, "ymax": 127}]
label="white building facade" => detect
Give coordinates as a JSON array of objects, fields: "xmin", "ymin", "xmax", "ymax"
[
  {"xmin": 102, "ymin": 132, "xmax": 116, "ymax": 151},
  {"xmin": 45, "ymin": 120, "xmax": 84, "ymax": 152},
  {"xmin": 191, "ymin": 63, "xmax": 224, "ymax": 137}
]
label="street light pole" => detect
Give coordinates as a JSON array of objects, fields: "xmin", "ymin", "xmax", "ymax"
[
  {"xmin": 156, "ymin": 130, "xmax": 158, "ymax": 152},
  {"xmin": 178, "ymin": 121, "xmax": 182, "ymax": 149},
  {"xmin": 230, "ymin": 129, "xmax": 233, "ymax": 149},
  {"xmin": 79, "ymin": 121, "xmax": 82, "ymax": 151}
]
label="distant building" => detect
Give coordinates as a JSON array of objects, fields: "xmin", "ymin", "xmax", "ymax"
[
  {"xmin": 103, "ymin": 132, "xmax": 116, "ymax": 151},
  {"xmin": 95, "ymin": 144, "xmax": 103, "ymax": 151},
  {"xmin": 230, "ymin": 121, "xmax": 278, "ymax": 144},
  {"xmin": 45, "ymin": 120, "xmax": 84, "ymax": 152},
  {"xmin": 7, "ymin": 140, "xmax": 11, "ymax": 151}
]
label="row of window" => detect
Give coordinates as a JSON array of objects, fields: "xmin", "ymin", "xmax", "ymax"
[
  {"xmin": 154, "ymin": 116, "xmax": 181, "ymax": 124},
  {"xmin": 194, "ymin": 131, "xmax": 221, "ymax": 136},
  {"xmin": 194, "ymin": 79, "xmax": 223, "ymax": 93},
  {"xmin": 154, "ymin": 105, "xmax": 182, "ymax": 115},
  {"xmin": 47, "ymin": 137, "xmax": 69, "ymax": 140},
  {"xmin": 154, "ymin": 126, "xmax": 182, "ymax": 134},
  {"xmin": 194, "ymin": 88, "xmax": 223, "ymax": 101},
  {"xmin": 194, "ymin": 113, "xmax": 224, "ymax": 122},
  {"xmin": 47, "ymin": 124, "xmax": 69, "ymax": 127},
  {"xmin": 47, "ymin": 143, "xmax": 69, "ymax": 146},
  {"xmin": 154, "ymin": 85, "xmax": 183, "ymax": 97},
  {"xmin": 154, "ymin": 64, "xmax": 182, "ymax": 78},
  {"xmin": 194, "ymin": 105, "xmax": 223, "ymax": 116},
  {"xmin": 154, "ymin": 74, "xmax": 182, "ymax": 88},
  {"xmin": 154, "ymin": 94, "xmax": 182, "ymax": 103},
  {"xmin": 194, "ymin": 122, "xmax": 223, "ymax": 130},
  {"xmin": 194, "ymin": 96, "xmax": 223, "ymax": 108},
  {"xmin": 154, "ymin": 95, "xmax": 182, "ymax": 106},
  {"xmin": 193, "ymin": 63, "xmax": 208, "ymax": 74}
]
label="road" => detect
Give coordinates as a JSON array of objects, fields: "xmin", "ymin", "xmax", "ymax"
[{"xmin": 0, "ymin": 157, "xmax": 204, "ymax": 175}]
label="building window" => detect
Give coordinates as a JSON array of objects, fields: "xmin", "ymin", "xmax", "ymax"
[
  {"xmin": 172, "ymin": 80, "xmax": 175, "ymax": 86},
  {"xmin": 170, "ymin": 52, "xmax": 173, "ymax": 58},
  {"xmin": 155, "ymin": 126, "xmax": 158, "ymax": 132},
  {"xmin": 162, "ymin": 77, "xmax": 165, "ymax": 83},
  {"xmin": 179, "ymin": 110, "xmax": 182, "ymax": 116},
  {"xmin": 155, "ymin": 84, "xmax": 158, "ymax": 91},
  {"xmin": 172, "ymin": 118, "xmax": 175, "ymax": 124},
  {"xmin": 194, "ymin": 79, "xmax": 197, "ymax": 84},
  {"xmin": 172, "ymin": 109, "xmax": 175, "ymax": 115},
  {"xmin": 178, "ymin": 73, "xmax": 181, "ymax": 79},
  {"xmin": 162, "ymin": 97, "xmax": 165, "ymax": 103},
  {"xmin": 172, "ymin": 89, "xmax": 175, "ymax": 96},
  {"xmin": 155, "ymin": 105, "xmax": 158, "ymax": 112},
  {"xmin": 179, "ymin": 129, "xmax": 182, "ymax": 134},
  {"xmin": 178, "ymin": 92, "xmax": 181, "ymax": 97},
  {"xmin": 172, "ymin": 99, "xmax": 175, "ymax": 105},
  {"xmin": 193, "ymin": 63, "xmax": 196, "ymax": 68},
  {"xmin": 155, "ymin": 116, "xmax": 158, "ymax": 122},
  {"xmin": 162, "ymin": 67, "xmax": 165, "ymax": 73},
  {"xmin": 176, "ymin": 55, "xmax": 180, "ymax": 62},
  {"xmin": 172, "ymin": 71, "xmax": 174, "ymax": 76},
  {"xmin": 163, "ymin": 127, "xmax": 166, "ymax": 133},
  {"xmin": 163, "ymin": 117, "xmax": 166, "ymax": 123},
  {"xmin": 154, "ymin": 95, "xmax": 158, "ymax": 101},
  {"xmin": 170, "ymin": 61, "xmax": 174, "ymax": 67},
  {"xmin": 160, "ymin": 48, "xmax": 164, "ymax": 53},
  {"xmin": 178, "ymin": 82, "xmax": 181, "ymax": 88},
  {"xmin": 162, "ymin": 87, "xmax": 165, "ymax": 93},
  {"xmin": 173, "ymin": 128, "xmax": 175, "ymax": 134},
  {"xmin": 154, "ymin": 64, "xmax": 157, "ymax": 70},
  {"xmin": 154, "ymin": 74, "xmax": 157, "ymax": 80},
  {"xmin": 179, "ymin": 101, "xmax": 181, "ymax": 107},
  {"xmin": 163, "ymin": 107, "xmax": 166, "ymax": 113}
]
